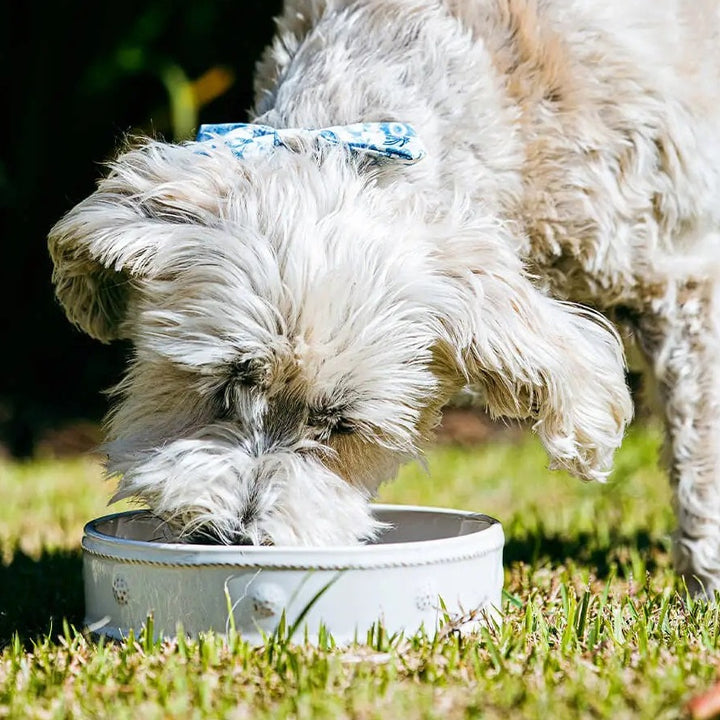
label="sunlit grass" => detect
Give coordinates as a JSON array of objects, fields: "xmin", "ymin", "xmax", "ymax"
[
  {"xmin": 2, "ymin": 422, "xmax": 718, "ymax": 720},
  {"xmin": 0, "ymin": 455, "xmax": 131, "ymax": 562}
]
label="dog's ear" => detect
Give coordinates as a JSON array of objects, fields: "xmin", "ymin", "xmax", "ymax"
[
  {"xmin": 48, "ymin": 141, "xmax": 219, "ymax": 342},
  {"xmin": 433, "ymin": 226, "xmax": 633, "ymax": 482}
]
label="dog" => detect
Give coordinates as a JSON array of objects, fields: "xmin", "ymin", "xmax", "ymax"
[{"xmin": 49, "ymin": 0, "xmax": 720, "ymax": 594}]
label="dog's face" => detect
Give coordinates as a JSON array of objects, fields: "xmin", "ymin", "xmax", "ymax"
[
  {"xmin": 49, "ymin": 139, "xmax": 632, "ymax": 546},
  {"xmin": 49, "ymin": 141, "xmax": 463, "ymax": 545}
]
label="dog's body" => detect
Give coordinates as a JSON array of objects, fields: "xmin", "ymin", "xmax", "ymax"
[{"xmin": 50, "ymin": 1, "xmax": 720, "ymax": 592}]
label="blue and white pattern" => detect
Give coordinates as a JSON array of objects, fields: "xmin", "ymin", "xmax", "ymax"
[{"xmin": 195, "ymin": 122, "xmax": 426, "ymax": 165}]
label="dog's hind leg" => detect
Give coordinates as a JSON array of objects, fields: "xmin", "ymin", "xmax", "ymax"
[{"xmin": 634, "ymin": 277, "xmax": 720, "ymax": 596}]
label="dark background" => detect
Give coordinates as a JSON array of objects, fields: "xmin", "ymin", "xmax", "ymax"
[{"xmin": 1, "ymin": 0, "xmax": 284, "ymax": 456}]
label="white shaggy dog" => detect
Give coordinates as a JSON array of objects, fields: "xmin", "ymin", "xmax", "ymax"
[{"xmin": 49, "ymin": 0, "xmax": 720, "ymax": 594}]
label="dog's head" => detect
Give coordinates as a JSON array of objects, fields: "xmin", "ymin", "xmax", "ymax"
[
  {"xmin": 49, "ymin": 139, "xmax": 465, "ymax": 544},
  {"xmin": 49, "ymin": 137, "xmax": 632, "ymax": 545}
]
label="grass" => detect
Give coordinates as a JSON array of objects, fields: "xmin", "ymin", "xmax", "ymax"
[{"xmin": 1, "ymin": 422, "xmax": 719, "ymax": 719}]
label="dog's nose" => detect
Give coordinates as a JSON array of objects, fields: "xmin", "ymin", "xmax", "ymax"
[{"xmin": 184, "ymin": 527, "xmax": 256, "ymax": 546}]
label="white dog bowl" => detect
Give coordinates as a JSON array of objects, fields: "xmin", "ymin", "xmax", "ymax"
[{"xmin": 82, "ymin": 504, "xmax": 504, "ymax": 644}]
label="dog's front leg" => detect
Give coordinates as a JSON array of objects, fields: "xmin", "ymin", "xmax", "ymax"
[
  {"xmin": 635, "ymin": 278, "xmax": 720, "ymax": 596},
  {"xmin": 438, "ymin": 237, "xmax": 633, "ymax": 484}
]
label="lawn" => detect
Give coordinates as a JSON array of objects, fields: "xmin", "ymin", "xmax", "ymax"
[{"xmin": 2, "ymin": 422, "xmax": 720, "ymax": 719}]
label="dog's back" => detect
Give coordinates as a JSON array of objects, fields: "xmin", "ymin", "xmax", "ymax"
[
  {"xmin": 256, "ymin": 0, "xmax": 720, "ymax": 305},
  {"xmin": 450, "ymin": 0, "xmax": 720, "ymax": 300}
]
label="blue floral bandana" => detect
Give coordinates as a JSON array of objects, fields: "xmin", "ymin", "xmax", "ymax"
[{"xmin": 195, "ymin": 122, "xmax": 426, "ymax": 164}]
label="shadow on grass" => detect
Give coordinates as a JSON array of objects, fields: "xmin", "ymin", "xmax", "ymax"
[
  {"xmin": 504, "ymin": 528, "xmax": 671, "ymax": 578},
  {"xmin": 0, "ymin": 548, "xmax": 84, "ymax": 648}
]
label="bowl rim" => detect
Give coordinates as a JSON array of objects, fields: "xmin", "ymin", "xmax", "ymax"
[{"xmin": 82, "ymin": 504, "xmax": 504, "ymax": 571}]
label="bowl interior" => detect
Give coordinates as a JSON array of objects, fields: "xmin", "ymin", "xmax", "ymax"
[{"xmin": 91, "ymin": 507, "xmax": 497, "ymax": 546}]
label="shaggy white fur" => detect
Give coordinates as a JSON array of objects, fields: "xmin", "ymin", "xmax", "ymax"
[{"xmin": 49, "ymin": 0, "xmax": 720, "ymax": 593}]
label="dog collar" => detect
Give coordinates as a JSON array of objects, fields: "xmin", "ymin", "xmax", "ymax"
[{"xmin": 195, "ymin": 122, "xmax": 426, "ymax": 164}]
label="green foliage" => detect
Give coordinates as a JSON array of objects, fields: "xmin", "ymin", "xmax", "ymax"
[
  {"xmin": 1, "ymin": 424, "xmax": 716, "ymax": 718},
  {"xmin": 2, "ymin": 1, "xmax": 283, "ymax": 455}
]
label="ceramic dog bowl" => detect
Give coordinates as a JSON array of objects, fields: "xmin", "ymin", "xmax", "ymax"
[{"xmin": 82, "ymin": 504, "xmax": 504, "ymax": 644}]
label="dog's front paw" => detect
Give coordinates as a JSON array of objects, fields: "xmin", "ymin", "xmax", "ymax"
[{"xmin": 531, "ymin": 304, "xmax": 633, "ymax": 483}]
